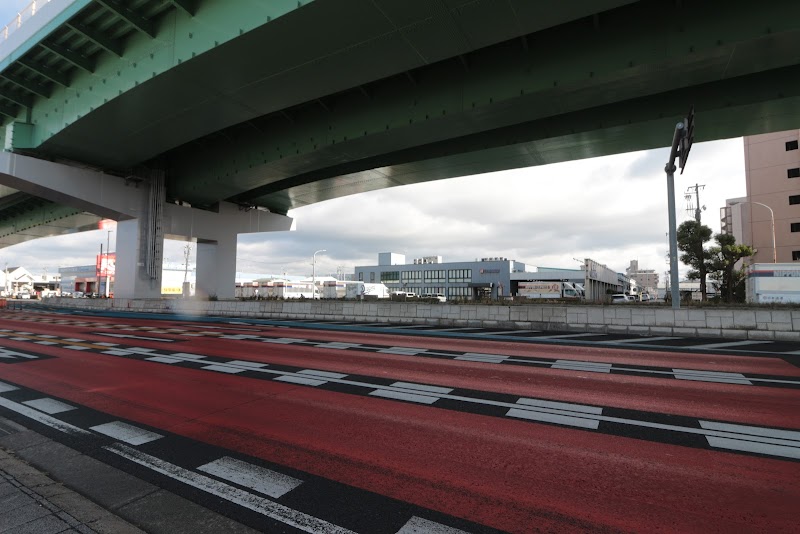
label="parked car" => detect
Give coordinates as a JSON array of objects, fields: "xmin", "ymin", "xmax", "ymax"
[
  {"xmin": 421, "ymin": 293, "xmax": 446, "ymax": 302},
  {"xmin": 611, "ymin": 293, "xmax": 635, "ymax": 303},
  {"xmin": 391, "ymin": 291, "xmax": 417, "ymax": 299}
]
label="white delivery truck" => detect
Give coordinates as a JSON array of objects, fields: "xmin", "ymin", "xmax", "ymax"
[
  {"xmin": 345, "ymin": 282, "xmax": 390, "ymax": 299},
  {"xmin": 516, "ymin": 281, "xmax": 582, "ymax": 300},
  {"xmin": 746, "ymin": 263, "xmax": 800, "ymax": 303}
]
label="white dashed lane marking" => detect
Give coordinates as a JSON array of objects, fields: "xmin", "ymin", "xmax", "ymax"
[
  {"xmin": 673, "ymin": 369, "xmax": 753, "ymax": 385},
  {"xmin": 22, "ymin": 398, "xmax": 76, "ymax": 414},
  {"xmin": 396, "ymin": 516, "xmax": 471, "ymax": 534},
  {"xmin": 612, "ymin": 336, "xmax": 677, "ymax": 344},
  {"xmin": 90, "ymin": 421, "xmax": 163, "ymax": 445},
  {"xmin": 699, "ymin": 421, "xmax": 800, "ymax": 459},
  {"xmin": 197, "ymin": 456, "xmax": 303, "ymax": 499},
  {"xmin": 378, "ymin": 347, "xmax": 428, "ymax": 355},
  {"xmin": 106, "ymin": 443, "xmax": 358, "ymax": 534},
  {"xmin": 506, "ymin": 398, "xmax": 603, "ymax": 430},
  {"xmin": 369, "ymin": 382, "xmax": 454, "ymax": 405},
  {"xmin": 454, "ymin": 353, "xmax": 509, "ymax": 364},
  {"xmin": 535, "ymin": 333, "xmax": 606, "ymax": 340},
  {"xmin": 552, "ymin": 360, "xmax": 613, "ymax": 373},
  {"xmin": 691, "ymin": 340, "xmax": 771, "ymax": 350}
]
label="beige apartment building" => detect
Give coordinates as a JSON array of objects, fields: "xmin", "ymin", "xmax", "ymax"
[
  {"xmin": 625, "ymin": 260, "xmax": 659, "ymax": 294},
  {"xmin": 721, "ymin": 130, "xmax": 800, "ymax": 263}
]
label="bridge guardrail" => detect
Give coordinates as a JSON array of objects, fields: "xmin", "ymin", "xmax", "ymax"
[{"xmin": 1, "ymin": 0, "xmax": 49, "ymax": 41}]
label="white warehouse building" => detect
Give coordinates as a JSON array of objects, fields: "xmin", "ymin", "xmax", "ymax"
[{"xmin": 354, "ymin": 253, "xmax": 621, "ymax": 301}]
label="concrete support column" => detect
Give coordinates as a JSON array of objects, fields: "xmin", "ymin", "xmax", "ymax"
[
  {"xmin": 114, "ymin": 218, "xmax": 163, "ymax": 299},
  {"xmin": 195, "ymin": 237, "xmax": 238, "ymax": 299}
]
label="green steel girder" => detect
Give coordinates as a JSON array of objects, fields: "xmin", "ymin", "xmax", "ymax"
[
  {"xmin": 0, "ymin": 102, "xmax": 19, "ymax": 119},
  {"xmin": 94, "ymin": 0, "xmax": 157, "ymax": 38},
  {"xmin": 156, "ymin": 0, "xmax": 800, "ymax": 212},
  {"xmin": 65, "ymin": 20, "xmax": 124, "ymax": 57},
  {"xmin": 0, "ymin": 72, "xmax": 51, "ymax": 99},
  {"xmin": 170, "ymin": 0, "xmax": 197, "ymax": 17},
  {"xmin": 17, "ymin": 57, "xmax": 70, "ymax": 87},
  {"xmin": 0, "ymin": 87, "xmax": 32, "ymax": 108},
  {"xmin": 249, "ymin": 74, "xmax": 800, "ymax": 213},
  {"xmin": 0, "ymin": 0, "xmax": 798, "ymax": 238},
  {"xmin": 39, "ymin": 41, "xmax": 96, "ymax": 74},
  {"xmin": 31, "ymin": 0, "xmax": 641, "ymax": 168},
  {"xmin": 0, "ymin": 203, "xmax": 100, "ymax": 247}
]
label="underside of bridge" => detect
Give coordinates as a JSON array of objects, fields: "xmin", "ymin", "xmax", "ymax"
[{"xmin": 0, "ymin": 0, "xmax": 797, "ymax": 245}]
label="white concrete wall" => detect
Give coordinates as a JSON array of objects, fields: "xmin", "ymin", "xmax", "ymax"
[{"xmin": 45, "ymin": 299, "xmax": 800, "ymax": 341}]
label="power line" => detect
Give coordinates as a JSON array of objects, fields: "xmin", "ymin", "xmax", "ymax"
[{"xmin": 684, "ymin": 183, "xmax": 706, "ymax": 222}]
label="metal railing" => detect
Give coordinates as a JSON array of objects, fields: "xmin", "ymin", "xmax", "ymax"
[{"xmin": 1, "ymin": 0, "xmax": 50, "ymax": 41}]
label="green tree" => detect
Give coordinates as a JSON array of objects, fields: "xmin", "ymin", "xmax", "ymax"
[
  {"xmin": 677, "ymin": 220, "xmax": 713, "ymax": 301},
  {"xmin": 707, "ymin": 233, "xmax": 755, "ymax": 303}
]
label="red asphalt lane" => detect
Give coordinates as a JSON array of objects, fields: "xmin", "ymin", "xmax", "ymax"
[
  {"xmin": 6, "ymin": 310, "xmax": 799, "ymax": 376},
  {"xmin": 2, "ymin": 317, "xmax": 798, "ymax": 429},
  {"xmin": 0, "ymin": 314, "xmax": 799, "ymax": 531},
  {"xmin": 0, "ymin": 342, "xmax": 798, "ymax": 533}
]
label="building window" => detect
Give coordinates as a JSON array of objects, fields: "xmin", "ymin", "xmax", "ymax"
[
  {"xmin": 789, "ymin": 168, "xmax": 800, "ymax": 179},
  {"xmin": 358, "ymin": 272, "xmax": 363, "ymax": 281},
  {"xmin": 447, "ymin": 287, "xmax": 471, "ymax": 298},
  {"xmin": 401, "ymin": 271, "xmax": 421, "ymax": 282},
  {"xmin": 794, "ymin": 251, "xmax": 800, "ymax": 261},
  {"xmin": 790, "ymin": 195, "xmax": 800, "ymax": 205},
  {"xmin": 369, "ymin": 272, "xmax": 375, "ymax": 283},
  {"xmin": 792, "ymin": 223, "xmax": 800, "ymax": 233},
  {"xmin": 424, "ymin": 270, "xmax": 446, "ymax": 282},
  {"xmin": 380, "ymin": 271, "xmax": 399, "ymax": 283},
  {"xmin": 447, "ymin": 269, "xmax": 472, "ymax": 282},
  {"xmin": 787, "ymin": 140, "xmax": 799, "ymax": 151}
]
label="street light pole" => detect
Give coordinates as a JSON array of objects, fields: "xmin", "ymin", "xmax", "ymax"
[
  {"xmin": 665, "ymin": 123, "xmax": 684, "ymax": 310},
  {"xmin": 735, "ymin": 201, "xmax": 776, "ymax": 263},
  {"xmin": 312, "ymin": 249, "xmax": 326, "ymax": 299},
  {"xmin": 105, "ymin": 230, "xmax": 113, "ymax": 297}
]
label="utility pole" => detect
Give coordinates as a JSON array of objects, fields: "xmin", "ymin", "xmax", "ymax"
[
  {"xmin": 105, "ymin": 230, "xmax": 112, "ymax": 297},
  {"xmin": 182, "ymin": 244, "xmax": 191, "ymax": 297},
  {"xmin": 183, "ymin": 244, "xmax": 191, "ymax": 283},
  {"xmin": 99, "ymin": 243, "xmax": 103, "ymax": 296},
  {"xmin": 685, "ymin": 183, "xmax": 705, "ymax": 223}
]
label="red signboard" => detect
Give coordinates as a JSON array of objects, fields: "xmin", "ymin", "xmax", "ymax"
[{"xmin": 96, "ymin": 253, "xmax": 116, "ymax": 277}]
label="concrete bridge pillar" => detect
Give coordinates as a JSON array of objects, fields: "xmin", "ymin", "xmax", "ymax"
[
  {"xmin": 0, "ymin": 153, "xmax": 293, "ymax": 300},
  {"xmin": 196, "ymin": 237, "xmax": 237, "ymax": 299},
  {"xmin": 115, "ymin": 218, "xmax": 163, "ymax": 299},
  {"xmin": 160, "ymin": 201, "xmax": 292, "ymax": 300}
]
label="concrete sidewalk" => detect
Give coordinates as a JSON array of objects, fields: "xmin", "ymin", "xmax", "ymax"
[
  {"xmin": 0, "ymin": 417, "xmax": 258, "ymax": 534},
  {"xmin": 0, "ymin": 434, "xmax": 143, "ymax": 533}
]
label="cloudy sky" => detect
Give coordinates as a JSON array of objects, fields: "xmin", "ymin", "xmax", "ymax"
[{"xmin": 0, "ymin": 2, "xmax": 747, "ymax": 285}]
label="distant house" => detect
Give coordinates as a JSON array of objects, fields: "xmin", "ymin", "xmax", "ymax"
[{"xmin": 1, "ymin": 266, "xmax": 36, "ymax": 296}]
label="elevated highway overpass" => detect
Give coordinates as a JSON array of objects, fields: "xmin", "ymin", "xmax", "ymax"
[{"xmin": 0, "ymin": 0, "xmax": 797, "ymax": 298}]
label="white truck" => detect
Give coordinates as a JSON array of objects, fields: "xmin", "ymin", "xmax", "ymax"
[
  {"xmin": 746, "ymin": 263, "xmax": 800, "ymax": 303},
  {"xmin": 516, "ymin": 281, "xmax": 582, "ymax": 300},
  {"xmin": 345, "ymin": 282, "xmax": 390, "ymax": 300}
]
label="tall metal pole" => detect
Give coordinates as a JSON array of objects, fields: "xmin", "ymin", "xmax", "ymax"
[
  {"xmin": 105, "ymin": 230, "xmax": 112, "ymax": 297},
  {"xmin": 312, "ymin": 249, "xmax": 326, "ymax": 299},
  {"xmin": 99, "ymin": 243, "xmax": 103, "ymax": 297},
  {"xmin": 665, "ymin": 122, "xmax": 685, "ymax": 310},
  {"xmin": 737, "ymin": 201, "xmax": 776, "ymax": 263}
]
